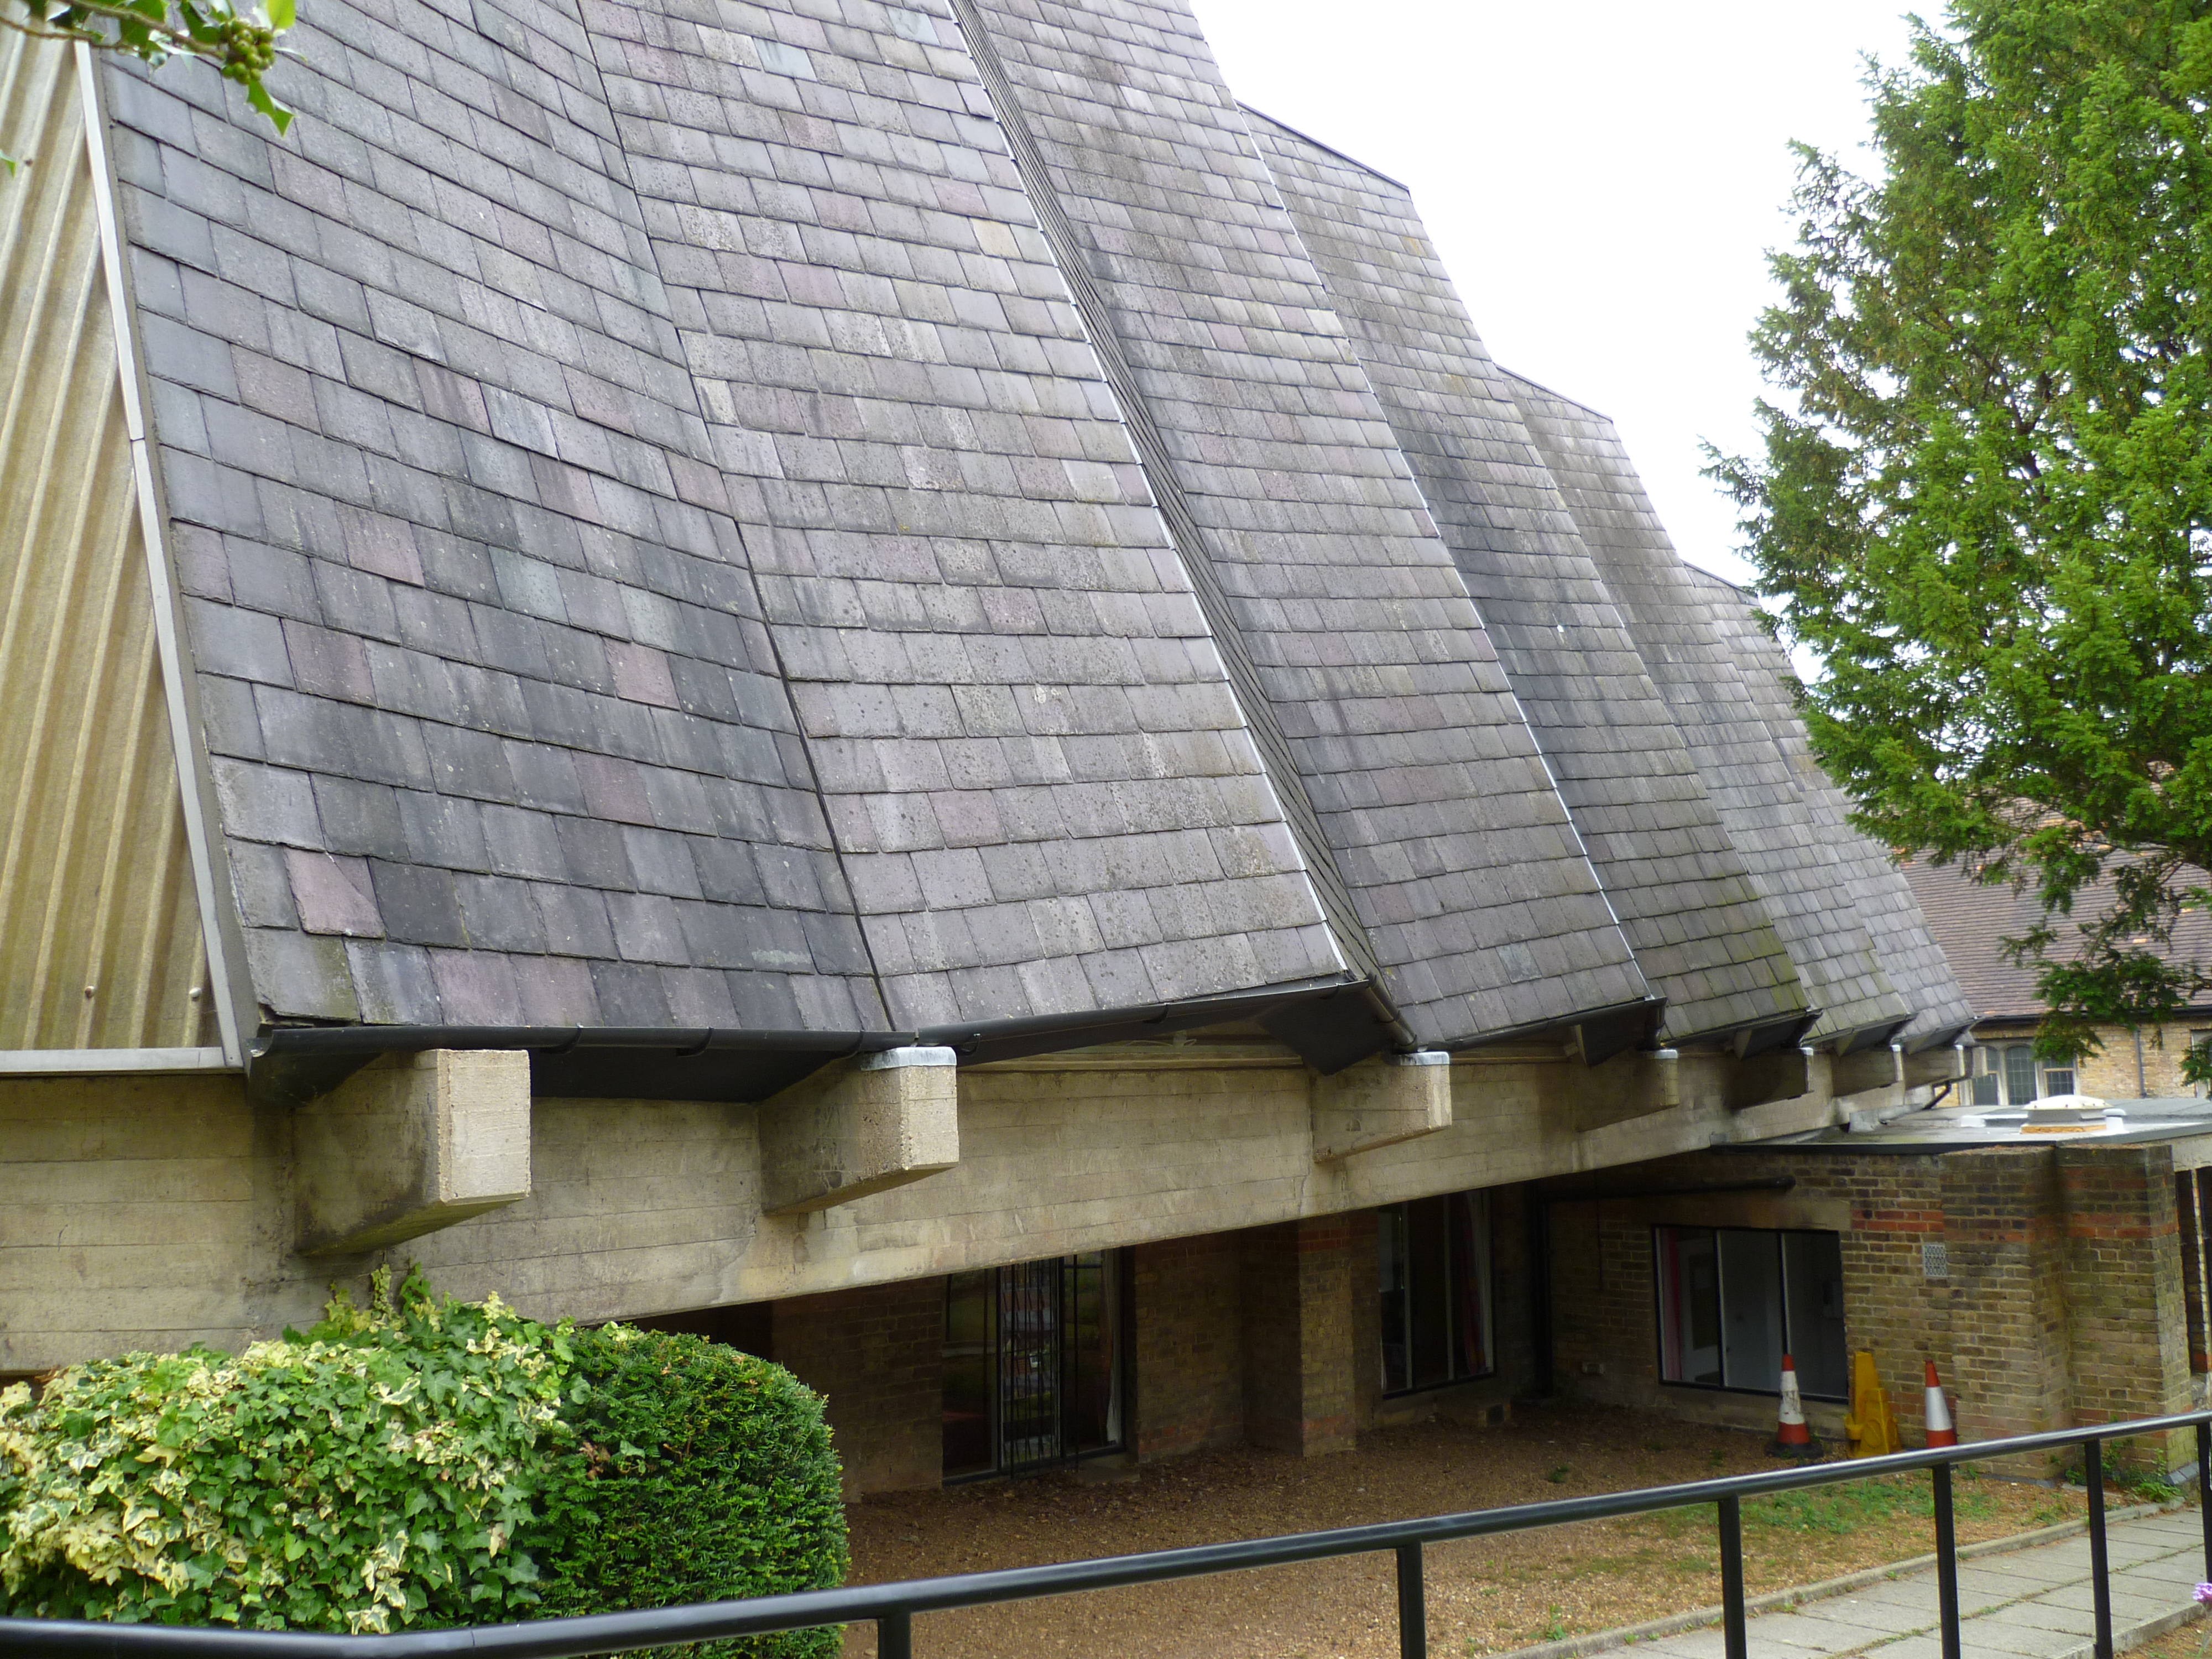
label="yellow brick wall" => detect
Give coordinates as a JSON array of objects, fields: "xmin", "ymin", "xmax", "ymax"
[{"xmin": 2077, "ymin": 1022, "xmax": 2212, "ymax": 1100}]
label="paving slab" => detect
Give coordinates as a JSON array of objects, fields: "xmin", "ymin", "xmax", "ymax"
[
  {"xmin": 1521, "ymin": 1507, "xmax": 2208, "ymax": 1659},
  {"xmin": 1812, "ymin": 1594, "xmax": 1950, "ymax": 1633},
  {"xmin": 1976, "ymin": 1601, "xmax": 2101, "ymax": 1636}
]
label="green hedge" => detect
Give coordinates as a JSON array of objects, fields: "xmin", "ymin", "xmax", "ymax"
[
  {"xmin": 530, "ymin": 1326, "xmax": 848, "ymax": 1659},
  {"xmin": 0, "ymin": 1276, "xmax": 846, "ymax": 1645},
  {"xmin": 0, "ymin": 1270, "xmax": 560, "ymax": 1631}
]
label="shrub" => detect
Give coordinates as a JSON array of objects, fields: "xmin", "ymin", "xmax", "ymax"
[
  {"xmin": 0, "ymin": 1268, "xmax": 562, "ymax": 1631},
  {"xmin": 531, "ymin": 1325, "xmax": 847, "ymax": 1658}
]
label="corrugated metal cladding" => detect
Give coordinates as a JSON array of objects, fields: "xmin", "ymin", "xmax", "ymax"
[{"xmin": 0, "ymin": 36, "xmax": 212, "ymax": 1051}]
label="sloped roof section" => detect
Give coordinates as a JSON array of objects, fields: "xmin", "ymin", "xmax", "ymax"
[
  {"xmin": 1246, "ymin": 110, "xmax": 1809, "ymax": 1051},
  {"xmin": 97, "ymin": 0, "xmax": 1349, "ymax": 1036},
  {"xmin": 1903, "ymin": 857, "xmax": 2212, "ymax": 1024},
  {"xmin": 951, "ymin": 0, "xmax": 1652, "ymax": 1048},
  {"xmin": 583, "ymin": 0, "xmax": 1346, "ymax": 1026},
  {"xmin": 1506, "ymin": 374, "xmax": 1914, "ymax": 1050},
  {"xmin": 1693, "ymin": 570, "xmax": 1976, "ymax": 1048}
]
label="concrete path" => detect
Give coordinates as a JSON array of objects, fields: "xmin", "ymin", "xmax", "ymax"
[{"xmin": 1622, "ymin": 1508, "xmax": 2209, "ymax": 1659}]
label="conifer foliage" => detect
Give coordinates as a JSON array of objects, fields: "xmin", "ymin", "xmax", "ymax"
[{"xmin": 1713, "ymin": 0, "xmax": 2212, "ymax": 1076}]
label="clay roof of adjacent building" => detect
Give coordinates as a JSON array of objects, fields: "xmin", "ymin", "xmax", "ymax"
[{"xmin": 1902, "ymin": 859, "xmax": 2212, "ymax": 1023}]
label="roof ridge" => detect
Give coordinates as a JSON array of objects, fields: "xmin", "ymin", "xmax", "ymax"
[
  {"xmin": 1235, "ymin": 103, "xmax": 1412, "ymax": 193},
  {"xmin": 1498, "ymin": 365, "xmax": 1613, "ymax": 423}
]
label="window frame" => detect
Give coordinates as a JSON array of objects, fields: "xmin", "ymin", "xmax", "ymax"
[
  {"xmin": 1969, "ymin": 1040, "xmax": 2077, "ymax": 1106},
  {"xmin": 1378, "ymin": 1189, "xmax": 1496, "ymax": 1398},
  {"xmin": 941, "ymin": 1250, "xmax": 1126, "ymax": 1483},
  {"xmin": 1649, "ymin": 1224, "xmax": 1849, "ymax": 1402}
]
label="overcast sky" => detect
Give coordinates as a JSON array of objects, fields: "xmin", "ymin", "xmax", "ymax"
[{"xmin": 1189, "ymin": 0, "xmax": 1926, "ymax": 588}]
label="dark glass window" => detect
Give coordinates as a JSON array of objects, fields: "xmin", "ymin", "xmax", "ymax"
[
  {"xmin": 942, "ymin": 1270, "xmax": 997, "ymax": 1479},
  {"xmin": 940, "ymin": 1251, "xmax": 1121, "ymax": 1479},
  {"xmin": 1379, "ymin": 1190, "xmax": 1493, "ymax": 1395},
  {"xmin": 1654, "ymin": 1225, "xmax": 1847, "ymax": 1399}
]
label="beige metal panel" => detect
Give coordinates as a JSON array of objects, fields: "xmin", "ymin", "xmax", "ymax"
[{"xmin": 0, "ymin": 35, "xmax": 211, "ymax": 1051}]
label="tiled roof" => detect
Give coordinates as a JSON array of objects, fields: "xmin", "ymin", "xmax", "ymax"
[
  {"xmin": 957, "ymin": 0, "xmax": 1651, "ymax": 1047},
  {"xmin": 1691, "ymin": 570, "xmax": 1976, "ymax": 1048},
  {"xmin": 85, "ymin": 0, "xmax": 1970, "ymax": 1074},
  {"xmin": 1506, "ymin": 375, "xmax": 1918, "ymax": 1050},
  {"xmin": 1248, "ymin": 109, "xmax": 1809, "ymax": 1050},
  {"xmin": 1902, "ymin": 858, "xmax": 2212, "ymax": 1024}
]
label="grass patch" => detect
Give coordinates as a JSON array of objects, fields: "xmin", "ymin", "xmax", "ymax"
[{"xmin": 1623, "ymin": 1473, "xmax": 2000, "ymax": 1549}]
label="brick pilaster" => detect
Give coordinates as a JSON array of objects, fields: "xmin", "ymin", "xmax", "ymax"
[
  {"xmin": 1240, "ymin": 1216, "xmax": 1357, "ymax": 1455},
  {"xmin": 773, "ymin": 1276, "xmax": 945, "ymax": 1495}
]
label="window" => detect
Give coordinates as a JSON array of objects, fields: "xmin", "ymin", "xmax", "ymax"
[
  {"xmin": 1969, "ymin": 1042, "xmax": 2074, "ymax": 1105},
  {"xmin": 1379, "ymin": 1190, "xmax": 1493, "ymax": 1395},
  {"xmin": 1654, "ymin": 1226, "xmax": 1848, "ymax": 1400},
  {"xmin": 942, "ymin": 1252, "xmax": 1121, "ymax": 1479}
]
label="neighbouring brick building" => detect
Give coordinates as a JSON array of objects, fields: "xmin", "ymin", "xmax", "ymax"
[
  {"xmin": 1545, "ymin": 1099, "xmax": 2212, "ymax": 1476},
  {"xmin": 4, "ymin": 0, "xmax": 1987, "ymax": 1498},
  {"xmin": 1903, "ymin": 859, "xmax": 2212, "ymax": 1105}
]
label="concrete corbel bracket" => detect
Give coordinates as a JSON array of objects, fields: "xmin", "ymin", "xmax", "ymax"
[
  {"xmin": 761, "ymin": 1045, "xmax": 960, "ymax": 1214},
  {"xmin": 1567, "ymin": 1048, "xmax": 1682, "ymax": 1133},
  {"xmin": 1311, "ymin": 1050, "xmax": 1452, "ymax": 1161},
  {"xmin": 294, "ymin": 1049, "xmax": 533, "ymax": 1256},
  {"xmin": 1722, "ymin": 1046, "xmax": 1812, "ymax": 1113}
]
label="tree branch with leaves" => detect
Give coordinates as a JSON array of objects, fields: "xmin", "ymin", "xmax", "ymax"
[
  {"xmin": 1711, "ymin": 0, "xmax": 2212, "ymax": 1086},
  {"xmin": 1, "ymin": 0, "xmax": 294, "ymax": 173}
]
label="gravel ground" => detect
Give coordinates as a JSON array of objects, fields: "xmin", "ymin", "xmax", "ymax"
[{"xmin": 838, "ymin": 1400, "xmax": 2092, "ymax": 1659}]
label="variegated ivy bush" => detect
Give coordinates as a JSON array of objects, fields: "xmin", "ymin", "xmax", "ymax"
[{"xmin": 0, "ymin": 1268, "xmax": 565, "ymax": 1631}]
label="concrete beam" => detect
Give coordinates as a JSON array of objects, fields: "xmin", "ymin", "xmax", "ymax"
[
  {"xmin": 1906, "ymin": 1045, "xmax": 1970, "ymax": 1088},
  {"xmin": 294, "ymin": 1050, "xmax": 531, "ymax": 1256},
  {"xmin": 1830, "ymin": 1043, "xmax": 1903, "ymax": 1099},
  {"xmin": 760, "ymin": 1046, "xmax": 959, "ymax": 1214},
  {"xmin": 1311, "ymin": 1051, "xmax": 1451, "ymax": 1160}
]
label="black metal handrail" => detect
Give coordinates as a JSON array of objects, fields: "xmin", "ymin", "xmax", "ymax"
[{"xmin": 6, "ymin": 1410, "xmax": 2209, "ymax": 1659}]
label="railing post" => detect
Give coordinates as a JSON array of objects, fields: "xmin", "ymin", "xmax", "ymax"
[
  {"xmin": 1718, "ymin": 1494, "xmax": 1747, "ymax": 1659},
  {"xmin": 1933, "ymin": 1458, "xmax": 1961, "ymax": 1659},
  {"xmin": 2087, "ymin": 1437, "xmax": 2112, "ymax": 1659},
  {"xmin": 2198, "ymin": 1421, "xmax": 2211, "ymax": 1582},
  {"xmin": 879, "ymin": 1608, "xmax": 913, "ymax": 1659},
  {"xmin": 1397, "ymin": 1540, "xmax": 1427, "ymax": 1659}
]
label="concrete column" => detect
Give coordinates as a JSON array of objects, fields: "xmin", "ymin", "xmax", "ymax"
[{"xmin": 1240, "ymin": 1216, "xmax": 1357, "ymax": 1456}]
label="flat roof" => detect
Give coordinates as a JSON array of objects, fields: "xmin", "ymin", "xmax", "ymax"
[{"xmin": 1756, "ymin": 1095, "xmax": 2212, "ymax": 1153}]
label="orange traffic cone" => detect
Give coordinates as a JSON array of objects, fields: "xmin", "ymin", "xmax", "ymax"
[
  {"xmin": 1923, "ymin": 1360, "xmax": 1958, "ymax": 1448},
  {"xmin": 1771, "ymin": 1354, "xmax": 1818, "ymax": 1457}
]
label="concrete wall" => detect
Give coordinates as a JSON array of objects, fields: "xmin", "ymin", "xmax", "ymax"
[{"xmin": 1, "ymin": 1041, "xmax": 1846, "ymax": 1375}]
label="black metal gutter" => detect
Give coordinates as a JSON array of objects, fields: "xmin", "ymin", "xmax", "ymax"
[{"xmin": 247, "ymin": 975, "xmax": 1365, "ymax": 1105}]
